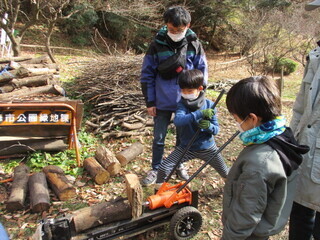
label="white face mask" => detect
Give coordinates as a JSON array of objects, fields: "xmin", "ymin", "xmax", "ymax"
[
  {"xmin": 167, "ymin": 28, "xmax": 188, "ymax": 42},
  {"xmin": 236, "ymin": 117, "xmax": 248, "ymax": 133},
  {"xmin": 181, "ymin": 92, "xmax": 198, "ymax": 100}
]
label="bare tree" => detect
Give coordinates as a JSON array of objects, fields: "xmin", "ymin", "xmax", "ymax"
[
  {"xmin": 41, "ymin": 0, "xmax": 81, "ymax": 63},
  {"xmin": 0, "ymin": 0, "xmax": 46, "ymax": 56}
]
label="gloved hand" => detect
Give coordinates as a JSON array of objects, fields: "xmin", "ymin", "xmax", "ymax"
[
  {"xmin": 201, "ymin": 109, "xmax": 215, "ymax": 119},
  {"xmin": 198, "ymin": 119, "xmax": 210, "ymax": 129}
]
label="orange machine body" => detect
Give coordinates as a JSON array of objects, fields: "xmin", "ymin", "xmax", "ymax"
[{"xmin": 147, "ymin": 182, "xmax": 192, "ymax": 210}]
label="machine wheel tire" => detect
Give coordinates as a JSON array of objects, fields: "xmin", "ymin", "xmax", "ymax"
[{"xmin": 169, "ymin": 206, "xmax": 202, "ymax": 240}]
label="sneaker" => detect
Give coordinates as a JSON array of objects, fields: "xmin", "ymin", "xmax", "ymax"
[
  {"xmin": 176, "ymin": 167, "xmax": 189, "ymax": 181},
  {"xmin": 142, "ymin": 170, "xmax": 158, "ymax": 186}
]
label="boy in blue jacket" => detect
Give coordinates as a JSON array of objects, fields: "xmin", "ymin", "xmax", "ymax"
[
  {"xmin": 156, "ymin": 69, "xmax": 228, "ymax": 184},
  {"xmin": 140, "ymin": 6, "xmax": 208, "ymax": 186}
]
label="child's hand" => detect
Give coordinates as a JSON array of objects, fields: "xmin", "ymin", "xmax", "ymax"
[
  {"xmin": 198, "ymin": 119, "xmax": 210, "ymax": 129},
  {"xmin": 201, "ymin": 109, "xmax": 215, "ymax": 119}
]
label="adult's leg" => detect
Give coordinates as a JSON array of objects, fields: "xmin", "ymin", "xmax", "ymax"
[
  {"xmin": 313, "ymin": 211, "xmax": 320, "ymax": 240},
  {"xmin": 289, "ymin": 201, "xmax": 315, "ymax": 240},
  {"xmin": 152, "ymin": 110, "xmax": 172, "ymax": 170}
]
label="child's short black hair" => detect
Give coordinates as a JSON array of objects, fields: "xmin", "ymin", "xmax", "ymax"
[
  {"xmin": 163, "ymin": 6, "xmax": 191, "ymax": 27},
  {"xmin": 226, "ymin": 76, "xmax": 281, "ymax": 123},
  {"xmin": 178, "ymin": 69, "xmax": 203, "ymax": 89}
]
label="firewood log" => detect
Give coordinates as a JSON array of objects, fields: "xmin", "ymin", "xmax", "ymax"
[
  {"xmin": 12, "ymin": 74, "xmax": 52, "ymax": 88},
  {"xmin": 95, "ymin": 146, "xmax": 121, "ymax": 176},
  {"xmin": 116, "ymin": 142, "xmax": 144, "ymax": 166},
  {"xmin": 124, "ymin": 174, "xmax": 143, "ymax": 219},
  {"xmin": 0, "ymin": 56, "xmax": 32, "ymax": 64},
  {"xmin": 22, "ymin": 55, "xmax": 50, "ymax": 64},
  {"xmin": 42, "ymin": 165, "xmax": 76, "ymax": 201},
  {"xmin": 83, "ymin": 157, "xmax": 110, "ymax": 184},
  {"xmin": 28, "ymin": 172, "xmax": 50, "ymax": 213},
  {"xmin": 71, "ymin": 198, "xmax": 132, "ymax": 233},
  {"xmin": 0, "ymin": 84, "xmax": 65, "ymax": 100},
  {"xmin": 6, "ymin": 164, "xmax": 30, "ymax": 211}
]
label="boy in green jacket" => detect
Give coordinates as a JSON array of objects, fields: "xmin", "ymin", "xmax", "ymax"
[{"xmin": 222, "ymin": 76, "xmax": 309, "ymax": 240}]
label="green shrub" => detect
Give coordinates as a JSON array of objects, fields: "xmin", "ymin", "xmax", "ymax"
[
  {"xmin": 266, "ymin": 56, "xmax": 298, "ymax": 75},
  {"xmin": 274, "ymin": 58, "xmax": 298, "ymax": 75},
  {"xmin": 62, "ymin": 4, "xmax": 98, "ymax": 46}
]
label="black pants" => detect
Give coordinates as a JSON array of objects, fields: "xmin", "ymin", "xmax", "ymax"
[{"xmin": 289, "ymin": 201, "xmax": 320, "ymax": 240}]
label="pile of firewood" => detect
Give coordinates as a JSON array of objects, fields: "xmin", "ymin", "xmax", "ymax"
[
  {"xmin": 4, "ymin": 142, "xmax": 143, "ymax": 213},
  {"xmin": 72, "ymin": 55, "xmax": 153, "ymax": 138},
  {"xmin": 0, "ymin": 55, "xmax": 65, "ymax": 101},
  {"xmin": 84, "ymin": 142, "xmax": 144, "ymax": 185}
]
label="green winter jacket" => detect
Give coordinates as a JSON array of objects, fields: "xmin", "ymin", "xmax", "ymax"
[{"xmin": 222, "ymin": 144, "xmax": 298, "ymax": 240}]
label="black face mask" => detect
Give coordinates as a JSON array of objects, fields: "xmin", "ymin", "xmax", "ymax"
[{"xmin": 181, "ymin": 90, "xmax": 205, "ymax": 112}]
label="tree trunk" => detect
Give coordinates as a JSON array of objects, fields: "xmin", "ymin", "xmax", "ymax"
[
  {"xmin": 95, "ymin": 146, "xmax": 121, "ymax": 176},
  {"xmin": 28, "ymin": 172, "xmax": 50, "ymax": 213},
  {"xmin": 83, "ymin": 157, "xmax": 110, "ymax": 185},
  {"xmin": 124, "ymin": 174, "xmax": 143, "ymax": 219},
  {"xmin": 116, "ymin": 142, "xmax": 144, "ymax": 166},
  {"xmin": 6, "ymin": 164, "xmax": 30, "ymax": 211},
  {"xmin": 71, "ymin": 198, "xmax": 132, "ymax": 233},
  {"xmin": 45, "ymin": 21, "xmax": 56, "ymax": 63},
  {"xmin": 11, "ymin": 74, "xmax": 52, "ymax": 87},
  {"xmin": 42, "ymin": 165, "xmax": 76, "ymax": 201}
]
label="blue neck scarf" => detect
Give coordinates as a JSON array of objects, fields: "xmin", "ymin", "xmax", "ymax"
[{"xmin": 239, "ymin": 116, "xmax": 286, "ymax": 146}]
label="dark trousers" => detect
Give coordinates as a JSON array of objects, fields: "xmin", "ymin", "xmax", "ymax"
[
  {"xmin": 289, "ymin": 201, "xmax": 320, "ymax": 240},
  {"xmin": 152, "ymin": 109, "xmax": 179, "ymax": 170}
]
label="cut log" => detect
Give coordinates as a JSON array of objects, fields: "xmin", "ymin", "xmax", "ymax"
[
  {"xmin": 19, "ymin": 63, "xmax": 59, "ymax": 70},
  {"xmin": 0, "ymin": 56, "xmax": 32, "ymax": 64},
  {"xmin": 28, "ymin": 172, "xmax": 50, "ymax": 213},
  {"xmin": 22, "ymin": 55, "xmax": 50, "ymax": 64},
  {"xmin": 0, "ymin": 84, "xmax": 65, "ymax": 100},
  {"xmin": 12, "ymin": 74, "xmax": 52, "ymax": 88},
  {"xmin": 6, "ymin": 164, "xmax": 30, "ymax": 211},
  {"xmin": 0, "ymin": 84, "xmax": 14, "ymax": 93},
  {"xmin": 116, "ymin": 142, "xmax": 144, "ymax": 166},
  {"xmin": 124, "ymin": 174, "xmax": 143, "ymax": 219},
  {"xmin": 71, "ymin": 198, "xmax": 132, "ymax": 233},
  {"xmin": 27, "ymin": 68, "xmax": 57, "ymax": 76},
  {"xmin": 42, "ymin": 165, "xmax": 76, "ymax": 201},
  {"xmin": 83, "ymin": 157, "xmax": 110, "ymax": 185},
  {"xmin": 121, "ymin": 122, "xmax": 144, "ymax": 130},
  {"xmin": 95, "ymin": 146, "xmax": 121, "ymax": 176}
]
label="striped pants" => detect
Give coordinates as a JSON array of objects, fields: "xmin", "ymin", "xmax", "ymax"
[{"xmin": 156, "ymin": 143, "xmax": 229, "ymax": 183}]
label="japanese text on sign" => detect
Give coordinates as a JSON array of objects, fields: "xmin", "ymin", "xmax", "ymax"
[{"xmin": 0, "ymin": 110, "xmax": 72, "ymax": 125}]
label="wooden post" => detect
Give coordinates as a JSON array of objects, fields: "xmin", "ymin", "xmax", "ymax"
[
  {"xmin": 95, "ymin": 146, "xmax": 121, "ymax": 176},
  {"xmin": 28, "ymin": 172, "xmax": 50, "ymax": 213},
  {"xmin": 116, "ymin": 142, "xmax": 144, "ymax": 166},
  {"xmin": 124, "ymin": 174, "xmax": 143, "ymax": 219},
  {"xmin": 43, "ymin": 165, "xmax": 76, "ymax": 201},
  {"xmin": 71, "ymin": 198, "xmax": 132, "ymax": 233},
  {"xmin": 6, "ymin": 164, "xmax": 30, "ymax": 211},
  {"xmin": 83, "ymin": 157, "xmax": 110, "ymax": 185}
]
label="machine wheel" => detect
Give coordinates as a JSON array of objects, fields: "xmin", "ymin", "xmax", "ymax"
[{"xmin": 169, "ymin": 206, "xmax": 202, "ymax": 240}]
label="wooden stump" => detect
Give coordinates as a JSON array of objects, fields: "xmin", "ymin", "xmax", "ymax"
[
  {"xmin": 28, "ymin": 172, "xmax": 50, "ymax": 213},
  {"xmin": 83, "ymin": 157, "xmax": 110, "ymax": 185},
  {"xmin": 6, "ymin": 164, "xmax": 30, "ymax": 211},
  {"xmin": 42, "ymin": 165, "xmax": 76, "ymax": 201},
  {"xmin": 71, "ymin": 198, "xmax": 132, "ymax": 233},
  {"xmin": 124, "ymin": 174, "xmax": 143, "ymax": 219},
  {"xmin": 95, "ymin": 146, "xmax": 121, "ymax": 176},
  {"xmin": 116, "ymin": 142, "xmax": 144, "ymax": 166}
]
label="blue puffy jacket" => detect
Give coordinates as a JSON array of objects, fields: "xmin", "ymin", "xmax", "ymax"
[
  {"xmin": 174, "ymin": 98, "xmax": 219, "ymax": 151},
  {"xmin": 140, "ymin": 26, "xmax": 208, "ymax": 111}
]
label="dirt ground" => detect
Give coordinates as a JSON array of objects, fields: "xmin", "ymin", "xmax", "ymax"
[{"xmin": 0, "ymin": 50, "xmax": 303, "ymax": 240}]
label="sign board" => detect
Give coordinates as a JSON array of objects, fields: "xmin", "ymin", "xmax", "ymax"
[{"xmin": 0, "ymin": 109, "xmax": 72, "ymax": 126}]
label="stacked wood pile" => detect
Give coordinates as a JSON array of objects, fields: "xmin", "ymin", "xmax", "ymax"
[
  {"xmin": 4, "ymin": 142, "xmax": 144, "ymax": 212},
  {"xmin": 0, "ymin": 55, "xmax": 65, "ymax": 101},
  {"xmin": 84, "ymin": 142, "xmax": 144, "ymax": 185},
  {"xmin": 6, "ymin": 164, "xmax": 76, "ymax": 213},
  {"xmin": 72, "ymin": 55, "xmax": 153, "ymax": 139}
]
